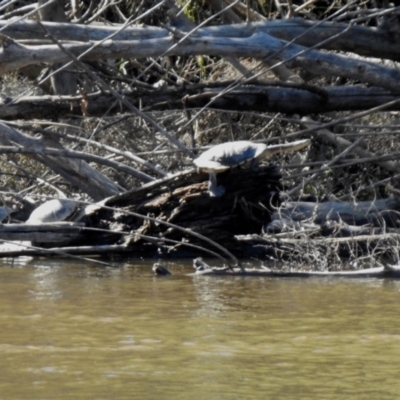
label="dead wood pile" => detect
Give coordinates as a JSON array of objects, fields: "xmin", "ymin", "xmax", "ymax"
[
  {"xmin": 89, "ymin": 165, "xmax": 282, "ymax": 257},
  {"xmin": 2, "ymin": 1, "xmax": 400, "ymax": 272},
  {"xmin": 236, "ymin": 195, "xmax": 400, "ymax": 268}
]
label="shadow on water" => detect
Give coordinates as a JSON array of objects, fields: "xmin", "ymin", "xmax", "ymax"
[{"xmin": 0, "ymin": 257, "xmax": 400, "ymax": 399}]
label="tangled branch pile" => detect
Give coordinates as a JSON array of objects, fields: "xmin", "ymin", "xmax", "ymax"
[{"xmin": 0, "ymin": 0, "xmax": 400, "ymax": 268}]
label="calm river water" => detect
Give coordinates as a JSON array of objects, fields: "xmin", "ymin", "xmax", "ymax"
[{"xmin": 0, "ymin": 257, "xmax": 400, "ymax": 399}]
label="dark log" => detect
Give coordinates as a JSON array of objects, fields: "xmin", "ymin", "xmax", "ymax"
[
  {"xmin": 1, "ymin": 85, "xmax": 399, "ymax": 120},
  {"xmin": 0, "ymin": 222, "xmax": 84, "ymax": 243},
  {"xmin": 176, "ymin": 86, "xmax": 400, "ymax": 115},
  {"xmin": 87, "ymin": 165, "xmax": 283, "ymax": 257},
  {"xmin": 33, "ymin": 171, "xmax": 400, "ymax": 260}
]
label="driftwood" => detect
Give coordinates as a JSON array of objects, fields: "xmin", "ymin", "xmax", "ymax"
[
  {"xmin": 0, "ymin": 165, "xmax": 280, "ymax": 260},
  {"xmin": 1, "ymin": 19, "xmax": 399, "ymax": 62},
  {"xmin": 0, "ymin": 4, "xmax": 399, "ymax": 271},
  {"xmin": 190, "ymin": 265, "xmax": 400, "ymax": 278},
  {"xmin": 269, "ymin": 197, "xmax": 400, "ymax": 228},
  {"xmin": 0, "ymin": 166, "xmax": 281, "ymax": 258},
  {"xmin": 153, "ymin": 258, "xmax": 400, "ymax": 278},
  {"xmin": 6, "ymin": 35, "xmax": 400, "ymax": 93},
  {"xmin": 0, "ymin": 145, "xmax": 155, "ymax": 183},
  {"xmin": 1, "ymin": 166, "xmax": 400, "ymax": 262},
  {"xmin": 1, "ymin": 22, "xmax": 400, "ymax": 93},
  {"xmin": 102, "ymin": 165, "xmax": 282, "ymax": 257},
  {"xmin": 1, "ymin": 165, "xmax": 400, "ymax": 265}
]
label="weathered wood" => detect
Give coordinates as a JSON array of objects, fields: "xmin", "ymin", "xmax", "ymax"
[
  {"xmin": 0, "ymin": 121, "xmax": 122, "ymax": 200},
  {"xmin": 266, "ymin": 218, "xmax": 389, "ymax": 237},
  {"xmin": 94, "ymin": 165, "xmax": 283, "ymax": 256},
  {"xmin": 1, "ymin": 20, "xmax": 399, "ymax": 61},
  {"xmin": 236, "ymin": 229, "xmax": 400, "ymax": 262},
  {"xmin": 1, "ymin": 30, "xmax": 400, "ymax": 93},
  {"xmin": 0, "ymin": 145, "xmax": 154, "ymax": 183},
  {"xmin": 270, "ymin": 196, "xmax": 400, "ymax": 227},
  {"xmin": 238, "ymin": 232, "xmax": 400, "ymax": 245},
  {"xmin": 191, "ymin": 265, "xmax": 400, "ymax": 278},
  {"xmin": 105, "ymin": 169, "xmax": 199, "ymax": 207}
]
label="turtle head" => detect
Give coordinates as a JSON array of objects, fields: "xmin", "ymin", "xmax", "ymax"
[{"xmin": 262, "ymin": 139, "xmax": 310, "ymax": 158}]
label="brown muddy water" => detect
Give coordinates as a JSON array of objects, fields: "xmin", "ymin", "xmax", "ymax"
[{"xmin": 0, "ymin": 257, "xmax": 400, "ymax": 399}]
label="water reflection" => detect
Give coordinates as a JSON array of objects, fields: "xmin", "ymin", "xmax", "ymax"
[{"xmin": 0, "ymin": 259, "xmax": 400, "ymax": 399}]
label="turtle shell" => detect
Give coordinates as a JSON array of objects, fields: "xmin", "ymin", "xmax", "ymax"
[
  {"xmin": 193, "ymin": 141, "xmax": 267, "ymax": 172},
  {"xmin": 26, "ymin": 199, "xmax": 78, "ymax": 224}
]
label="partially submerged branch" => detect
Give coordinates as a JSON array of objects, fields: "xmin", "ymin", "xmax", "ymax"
[{"xmin": 191, "ymin": 264, "xmax": 400, "ymax": 278}]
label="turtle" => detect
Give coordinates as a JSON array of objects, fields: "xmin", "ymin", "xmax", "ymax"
[
  {"xmin": 193, "ymin": 257, "xmax": 236, "ymax": 273},
  {"xmin": 193, "ymin": 139, "xmax": 310, "ymax": 197},
  {"xmin": 193, "ymin": 257, "xmax": 211, "ymax": 271},
  {"xmin": 152, "ymin": 263, "xmax": 172, "ymax": 276},
  {"xmin": 26, "ymin": 199, "xmax": 78, "ymax": 224}
]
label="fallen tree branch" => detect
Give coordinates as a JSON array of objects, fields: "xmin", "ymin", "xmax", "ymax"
[
  {"xmin": 0, "ymin": 239, "xmax": 117, "ymax": 267},
  {"xmin": 0, "ymin": 145, "xmax": 155, "ymax": 183},
  {"xmin": 0, "ymin": 85, "xmax": 399, "ymax": 119},
  {"xmin": 1, "ymin": 29, "xmax": 400, "ymax": 93},
  {"xmin": 0, "ymin": 120, "xmax": 122, "ymax": 200},
  {"xmin": 0, "ymin": 19, "xmax": 399, "ymax": 60},
  {"xmin": 190, "ymin": 264, "xmax": 400, "ymax": 278},
  {"xmin": 237, "ymin": 232, "xmax": 400, "ymax": 245}
]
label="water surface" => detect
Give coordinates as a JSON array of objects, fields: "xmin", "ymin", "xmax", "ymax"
[{"xmin": 0, "ymin": 258, "xmax": 400, "ymax": 399}]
